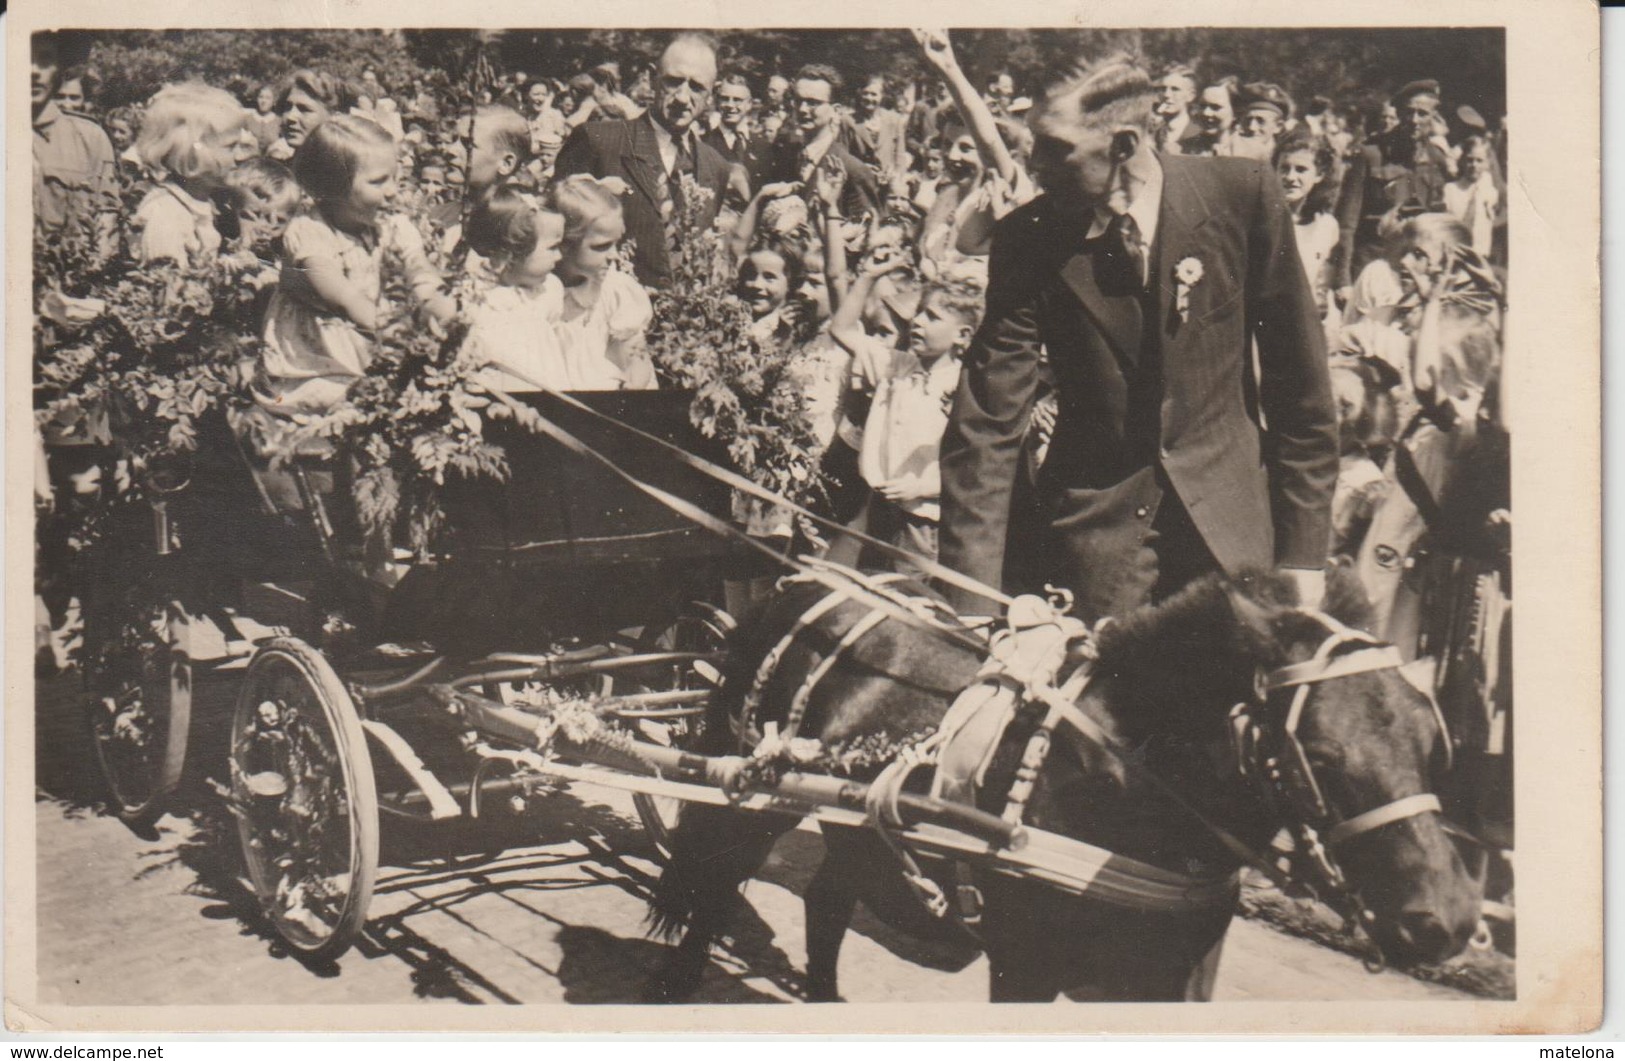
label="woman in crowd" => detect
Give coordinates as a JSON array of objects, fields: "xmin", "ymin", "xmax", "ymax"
[{"xmin": 1274, "ymin": 131, "xmax": 1344, "ymax": 345}]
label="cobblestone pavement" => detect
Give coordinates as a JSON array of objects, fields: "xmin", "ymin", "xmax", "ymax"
[{"xmin": 29, "ymin": 671, "xmax": 1471, "ymax": 1010}]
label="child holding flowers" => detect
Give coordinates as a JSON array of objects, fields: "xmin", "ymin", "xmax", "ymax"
[{"xmin": 257, "ymin": 115, "xmax": 454, "ymax": 414}]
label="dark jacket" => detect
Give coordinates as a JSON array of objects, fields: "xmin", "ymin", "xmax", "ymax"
[
  {"xmin": 767, "ymin": 131, "xmax": 882, "ymax": 220},
  {"xmin": 938, "ymin": 153, "xmax": 1338, "ymax": 615},
  {"xmin": 702, "ymin": 125, "xmax": 774, "ymax": 197},
  {"xmin": 554, "ymin": 113, "xmax": 735, "ymax": 288}
]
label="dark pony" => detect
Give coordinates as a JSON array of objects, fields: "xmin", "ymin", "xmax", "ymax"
[{"xmin": 645, "ymin": 567, "xmax": 1481, "ymax": 1002}]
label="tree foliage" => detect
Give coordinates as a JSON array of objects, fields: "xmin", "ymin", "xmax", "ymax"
[{"xmin": 81, "ymin": 26, "xmax": 1503, "ymax": 121}]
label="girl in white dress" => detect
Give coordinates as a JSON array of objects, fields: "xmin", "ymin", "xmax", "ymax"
[
  {"xmin": 459, "ymin": 185, "xmax": 567, "ymax": 393},
  {"xmin": 549, "ymin": 175, "xmax": 655, "ymax": 390},
  {"xmin": 258, "ymin": 115, "xmax": 453, "ymax": 414}
]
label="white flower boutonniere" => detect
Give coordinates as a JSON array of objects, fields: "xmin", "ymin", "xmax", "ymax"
[{"xmin": 1174, "ymin": 256, "xmax": 1204, "ymax": 323}]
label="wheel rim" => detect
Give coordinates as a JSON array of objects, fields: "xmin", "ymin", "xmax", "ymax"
[
  {"xmin": 230, "ymin": 648, "xmax": 373, "ymax": 955},
  {"xmin": 87, "ymin": 630, "xmax": 181, "ymax": 820}
]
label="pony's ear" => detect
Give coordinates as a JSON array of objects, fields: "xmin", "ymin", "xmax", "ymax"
[{"xmin": 1223, "ymin": 580, "xmax": 1284, "ymax": 645}]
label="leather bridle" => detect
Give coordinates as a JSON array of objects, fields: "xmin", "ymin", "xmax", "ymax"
[{"xmin": 1229, "ymin": 611, "xmax": 1454, "ymax": 962}]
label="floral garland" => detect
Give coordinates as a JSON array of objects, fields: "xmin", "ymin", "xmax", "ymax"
[
  {"xmin": 34, "ymin": 207, "xmax": 262, "ymax": 517},
  {"xmin": 643, "ymin": 174, "xmax": 825, "ymax": 511}
]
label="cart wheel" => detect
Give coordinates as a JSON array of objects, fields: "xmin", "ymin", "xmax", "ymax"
[
  {"xmin": 229, "ymin": 637, "xmax": 378, "ymax": 962},
  {"xmin": 85, "ymin": 610, "xmax": 192, "ymax": 829},
  {"xmin": 632, "ymin": 602, "xmax": 734, "ymax": 861}
]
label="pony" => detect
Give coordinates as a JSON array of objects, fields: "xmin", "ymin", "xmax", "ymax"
[{"xmin": 643, "ymin": 567, "xmax": 1482, "ymax": 1002}]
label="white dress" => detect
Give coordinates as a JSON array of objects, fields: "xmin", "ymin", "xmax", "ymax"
[
  {"xmin": 465, "ymin": 276, "xmax": 566, "ymax": 393},
  {"xmin": 260, "ymin": 211, "xmax": 439, "ymax": 414},
  {"xmin": 133, "ymin": 182, "xmax": 221, "ymax": 267},
  {"xmin": 554, "ymin": 269, "xmax": 656, "ymax": 390},
  {"xmin": 1293, "ymin": 210, "xmax": 1342, "ymax": 347}
]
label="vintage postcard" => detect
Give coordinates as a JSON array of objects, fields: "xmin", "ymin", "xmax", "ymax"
[{"xmin": 5, "ymin": 0, "xmax": 1602, "ymax": 1036}]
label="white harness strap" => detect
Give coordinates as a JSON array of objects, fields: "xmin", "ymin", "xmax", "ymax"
[
  {"xmin": 784, "ymin": 607, "xmax": 889, "ymax": 738},
  {"xmin": 737, "ymin": 585, "xmax": 858, "ymax": 748},
  {"xmin": 1327, "ymin": 793, "xmax": 1443, "ymax": 846},
  {"xmin": 1268, "ymin": 645, "xmax": 1404, "ymax": 689},
  {"xmin": 1261, "ymin": 610, "xmax": 1449, "ymax": 850}
]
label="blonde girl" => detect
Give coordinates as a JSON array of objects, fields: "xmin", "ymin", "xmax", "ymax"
[
  {"xmin": 131, "ymin": 82, "xmax": 249, "ymax": 266},
  {"xmin": 550, "ymin": 174, "xmax": 655, "ymax": 391}
]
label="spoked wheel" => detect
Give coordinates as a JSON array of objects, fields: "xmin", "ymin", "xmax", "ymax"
[
  {"xmin": 84, "ymin": 607, "xmax": 192, "ymax": 829},
  {"xmin": 631, "ymin": 601, "xmax": 733, "ymax": 861},
  {"xmin": 229, "ymin": 637, "xmax": 378, "ymax": 962}
]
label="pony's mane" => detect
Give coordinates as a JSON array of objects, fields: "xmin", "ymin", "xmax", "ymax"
[{"xmin": 1088, "ymin": 568, "xmax": 1336, "ymax": 736}]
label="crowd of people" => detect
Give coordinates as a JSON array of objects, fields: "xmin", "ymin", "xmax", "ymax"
[{"xmin": 33, "ymin": 29, "xmax": 1511, "ymax": 853}]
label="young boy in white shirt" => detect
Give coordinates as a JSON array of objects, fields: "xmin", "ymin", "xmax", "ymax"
[{"xmin": 849, "ymin": 276, "xmax": 981, "ymax": 571}]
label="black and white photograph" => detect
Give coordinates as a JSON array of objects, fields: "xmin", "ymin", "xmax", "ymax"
[{"xmin": 7, "ymin": 0, "xmax": 1601, "ymax": 1035}]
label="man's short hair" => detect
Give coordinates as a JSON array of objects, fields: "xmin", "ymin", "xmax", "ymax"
[
  {"xmin": 794, "ymin": 63, "xmax": 844, "ymax": 98},
  {"xmin": 475, "ymin": 103, "xmax": 532, "ymax": 162},
  {"xmin": 1031, "ymin": 54, "xmax": 1157, "ymax": 135},
  {"xmin": 921, "ymin": 275, "xmax": 986, "ymax": 332},
  {"xmin": 664, "ymin": 32, "xmax": 720, "ymax": 68},
  {"xmin": 1158, "ymin": 63, "xmax": 1199, "ymax": 90},
  {"xmin": 717, "ymin": 72, "xmax": 752, "ymax": 94},
  {"xmin": 277, "ymin": 68, "xmax": 358, "ymax": 117}
]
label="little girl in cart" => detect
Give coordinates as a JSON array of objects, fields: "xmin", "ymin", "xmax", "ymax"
[
  {"xmin": 256, "ymin": 115, "xmax": 455, "ymax": 415},
  {"xmin": 459, "ymin": 183, "xmax": 569, "ymax": 393}
]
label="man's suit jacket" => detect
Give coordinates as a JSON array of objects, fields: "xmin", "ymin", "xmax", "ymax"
[
  {"xmin": 702, "ymin": 124, "xmax": 774, "ymax": 196},
  {"xmin": 938, "ymin": 153, "xmax": 1337, "ymax": 615},
  {"xmin": 1155, "ymin": 113, "xmax": 1208, "ymax": 156},
  {"xmin": 767, "ymin": 132, "xmax": 882, "ymax": 220},
  {"xmin": 554, "ymin": 114, "xmax": 734, "ymax": 288}
]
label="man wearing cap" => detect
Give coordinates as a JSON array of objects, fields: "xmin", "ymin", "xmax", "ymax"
[
  {"xmin": 1151, "ymin": 65, "xmax": 1205, "ymax": 155},
  {"xmin": 1232, "ymin": 81, "xmax": 1292, "ymax": 162},
  {"xmin": 1335, "ymin": 79, "xmax": 1455, "ymax": 287},
  {"xmin": 554, "ymin": 34, "xmax": 746, "ymax": 288},
  {"xmin": 938, "ymin": 56, "xmax": 1336, "ymax": 635}
]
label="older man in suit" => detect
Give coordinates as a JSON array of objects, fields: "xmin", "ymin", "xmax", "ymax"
[
  {"xmin": 554, "ymin": 34, "xmax": 745, "ymax": 288},
  {"xmin": 938, "ymin": 57, "xmax": 1337, "ymax": 623}
]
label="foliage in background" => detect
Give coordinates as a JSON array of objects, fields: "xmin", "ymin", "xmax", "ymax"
[{"xmin": 81, "ymin": 27, "xmax": 1505, "ymax": 122}]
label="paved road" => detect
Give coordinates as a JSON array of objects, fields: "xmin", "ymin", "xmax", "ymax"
[{"xmin": 28, "ymin": 672, "xmax": 1472, "ymax": 1009}]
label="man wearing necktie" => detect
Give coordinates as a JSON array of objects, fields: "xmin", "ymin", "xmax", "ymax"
[
  {"xmin": 555, "ymin": 34, "xmax": 746, "ymax": 288},
  {"xmin": 938, "ymin": 55, "xmax": 1336, "ymax": 625}
]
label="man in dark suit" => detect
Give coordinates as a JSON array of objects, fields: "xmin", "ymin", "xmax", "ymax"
[
  {"xmin": 766, "ymin": 64, "xmax": 882, "ymax": 221},
  {"xmin": 702, "ymin": 72, "xmax": 774, "ymax": 195},
  {"xmin": 554, "ymin": 34, "xmax": 744, "ymax": 288},
  {"xmin": 938, "ymin": 57, "xmax": 1337, "ymax": 622},
  {"xmin": 1151, "ymin": 64, "xmax": 1207, "ymax": 156}
]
